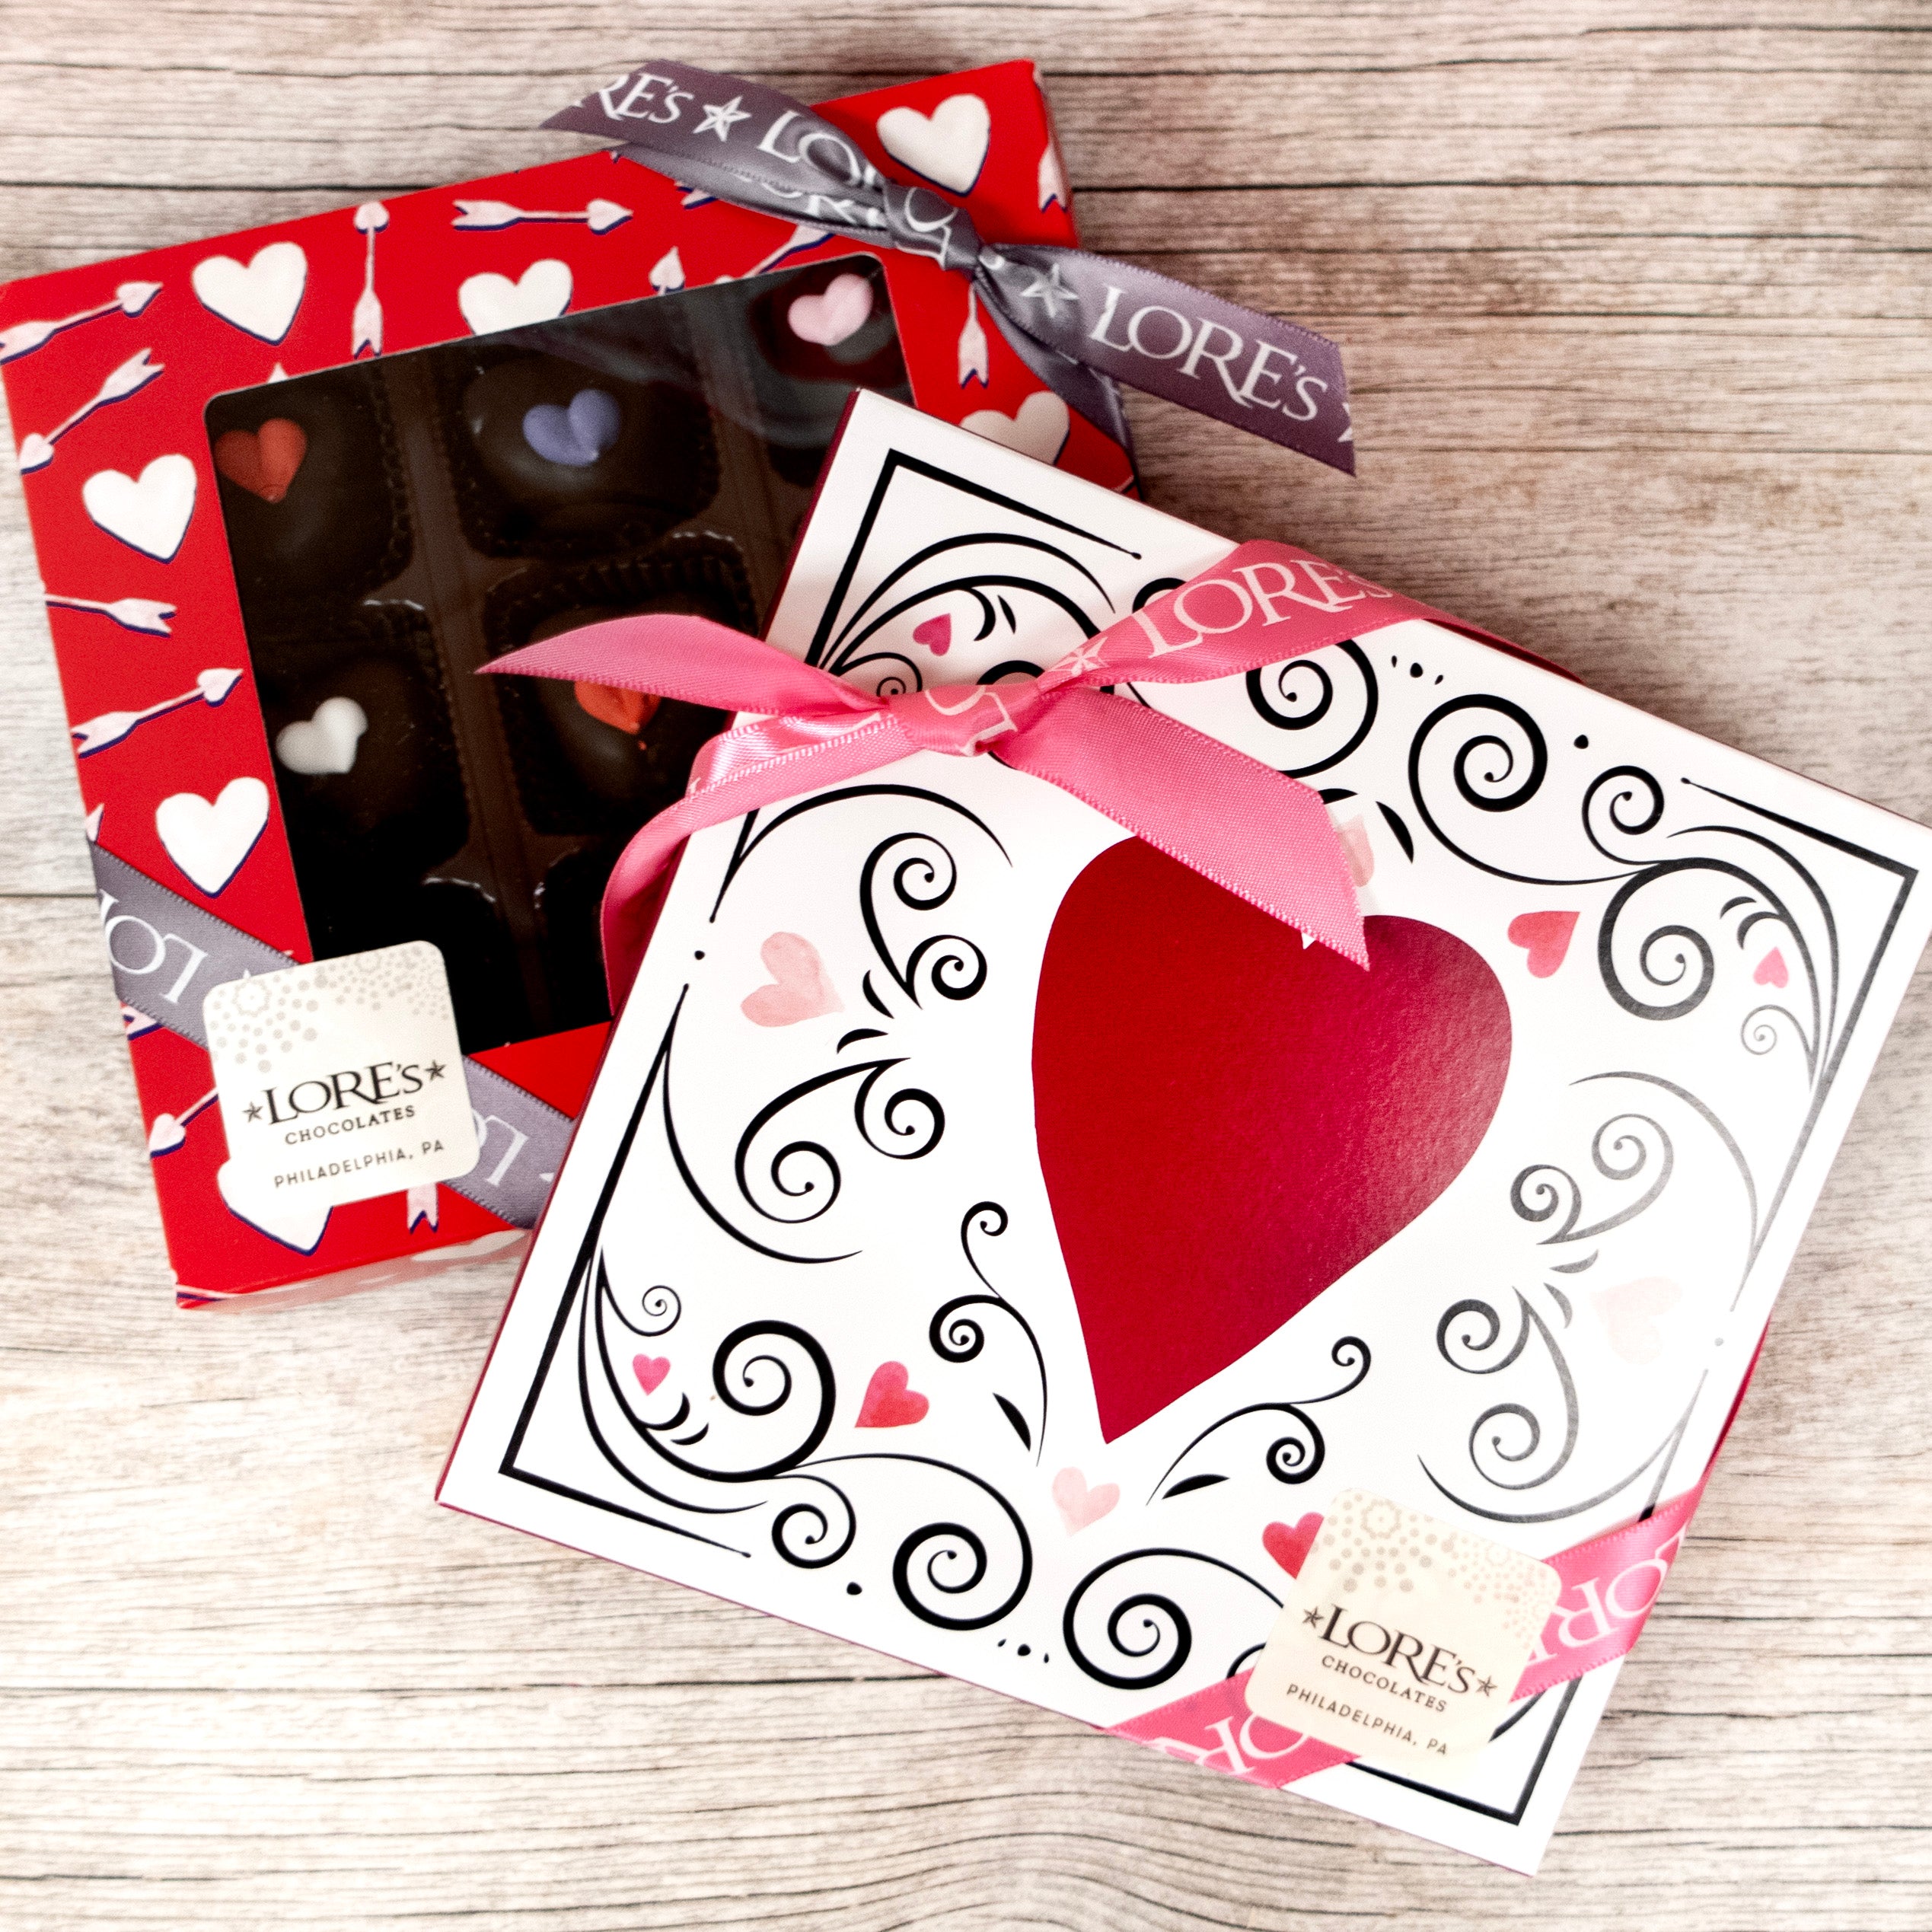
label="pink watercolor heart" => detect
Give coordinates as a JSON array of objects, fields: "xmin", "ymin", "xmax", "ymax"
[
  {"xmin": 741, "ymin": 932, "xmax": 843, "ymax": 1028},
  {"xmin": 1262, "ymin": 1513, "xmax": 1324, "ymax": 1578},
  {"xmin": 787, "ymin": 272, "xmax": 875, "ymax": 347},
  {"xmin": 1337, "ymin": 815, "xmax": 1374, "ymax": 889},
  {"xmin": 1592, "ymin": 1277, "xmax": 1682, "ymax": 1366},
  {"xmin": 1508, "ymin": 908, "xmax": 1580, "ymax": 978},
  {"xmin": 912, "ymin": 613, "xmax": 952, "ymax": 657},
  {"xmin": 632, "ymin": 1353, "xmax": 670, "ymax": 1395},
  {"xmin": 1755, "ymin": 948, "xmax": 1790, "ymax": 988},
  {"xmin": 1052, "ymin": 1467, "xmax": 1120, "ymax": 1534},
  {"xmin": 856, "ymin": 1361, "xmax": 929, "ymax": 1428}
]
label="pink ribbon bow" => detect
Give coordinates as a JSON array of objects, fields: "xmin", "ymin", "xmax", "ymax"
[{"xmin": 485, "ymin": 539, "xmax": 1525, "ymax": 1009}]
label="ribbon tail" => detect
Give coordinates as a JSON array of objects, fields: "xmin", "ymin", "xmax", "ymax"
[
  {"xmin": 973, "ymin": 270, "xmax": 1137, "ymax": 454},
  {"xmin": 982, "ymin": 245, "xmax": 1355, "ymax": 477},
  {"xmin": 995, "ymin": 687, "xmax": 1366, "ymax": 967},
  {"xmin": 599, "ymin": 713, "xmax": 913, "ymax": 1008}
]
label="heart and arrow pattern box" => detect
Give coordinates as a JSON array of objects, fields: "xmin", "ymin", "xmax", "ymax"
[
  {"xmin": 441, "ymin": 394, "xmax": 1932, "ymax": 1870},
  {"xmin": 0, "ymin": 63, "xmax": 1127, "ymax": 1302}
]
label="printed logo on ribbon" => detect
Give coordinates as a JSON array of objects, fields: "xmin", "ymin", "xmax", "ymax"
[
  {"xmin": 205, "ymin": 941, "xmax": 478, "ymax": 1210},
  {"xmin": 1245, "ymin": 1490, "xmax": 1562, "ymax": 1774}
]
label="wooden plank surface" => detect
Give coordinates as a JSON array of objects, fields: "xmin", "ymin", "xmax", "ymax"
[{"xmin": 2, "ymin": 2, "xmax": 1928, "ymax": 1924}]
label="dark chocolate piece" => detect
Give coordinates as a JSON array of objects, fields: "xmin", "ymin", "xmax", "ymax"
[
  {"xmin": 484, "ymin": 539, "xmax": 749, "ymax": 835},
  {"xmin": 205, "ymin": 366, "xmax": 411, "ymax": 626}
]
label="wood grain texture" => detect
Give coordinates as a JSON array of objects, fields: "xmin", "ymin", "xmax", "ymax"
[{"xmin": 1, "ymin": 2, "xmax": 1928, "ymax": 1924}]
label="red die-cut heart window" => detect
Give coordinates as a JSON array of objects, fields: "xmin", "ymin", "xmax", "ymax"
[{"xmin": 1033, "ymin": 839, "xmax": 1513, "ymax": 1440}]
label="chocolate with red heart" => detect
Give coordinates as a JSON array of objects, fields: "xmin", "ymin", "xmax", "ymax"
[{"xmin": 205, "ymin": 366, "xmax": 410, "ymax": 623}]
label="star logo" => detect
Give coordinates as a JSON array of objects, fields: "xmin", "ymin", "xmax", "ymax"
[
  {"xmin": 425, "ymin": 1060, "xmax": 446, "ymax": 1082},
  {"xmin": 1475, "ymin": 1675, "xmax": 1497, "ymax": 1697},
  {"xmin": 1302, "ymin": 1606, "xmax": 1324, "ymax": 1628},
  {"xmin": 695, "ymin": 94, "xmax": 751, "ymax": 142},
  {"xmin": 244, "ymin": 1101, "xmax": 263, "ymax": 1123},
  {"xmin": 1016, "ymin": 263, "xmax": 1078, "ymax": 321},
  {"xmin": 1052, "ymin": 636, "xmax": 1109, "ymax": 681}
]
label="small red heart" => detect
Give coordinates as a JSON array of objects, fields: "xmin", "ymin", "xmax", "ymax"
[
  {"xmin": 1754, "ymin": 947, "xmax": 1789, "ymax": 988},
  {"xmin": 856, "ymin": 1360, "xmax": 928, "ymax": 1428},
  {"xmin": 912, "ymin": 614, "xmax": 952, "ymax": 657},
  {"xmin": 632, "ymin": 1354, "xmax": 670, "ymax": 1395},
  {"xmin": 1508, "ymin": 908, "xmax": 1579, "ymax": 978},
  {"xmin": 213, "ymin": 417, "xmax": 308, "ymax": 502},
  {"xmin": 1262, "ymin": 1513, "xmax": 1324, "ymax": 1577}
]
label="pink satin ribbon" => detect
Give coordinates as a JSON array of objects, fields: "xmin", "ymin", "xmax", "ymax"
[{"xmin": 486, "ymin": 539, "xmax": 1523, "ymax": 1008}]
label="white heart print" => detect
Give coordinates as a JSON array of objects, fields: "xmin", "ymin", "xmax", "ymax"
[
  {"xmin": 191, "ymin": 242, "xmax": 308, "ymax": 343},
  {"xmin": 786, "ymin": 273, "xmax": 875, "ymax": 347},
  {"xmin": 276, "ymin": 696, "xmax": 368, "ymax": 776},
  {"xmin": 876, "ymin": 94, "xmax": 992, "ymax": 194},
  {"xmin": 217, "ymin": 1158, "xmax": 331, "ymax": 1254},
  {"xmin": 154, "ymin": 776, "xmax": 269, "ymax": 896},
  {"xmin": 458, "ymin": 261, "xmax": 573, "ymax": 336},
  {"xmin": 81, "ymin": 454, "xmax": 197, "ymax": 562},
  {"xmin": 962, "ymin": 391, "xmax": 1070, "ymax": 465}
]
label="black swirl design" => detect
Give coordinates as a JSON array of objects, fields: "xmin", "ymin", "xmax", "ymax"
[
  {"xmin": 812, "ymin": 527, "xmax": 1121, "ymax": 693},
  {"xmin": 1427, "ymin": 1289, "xmax": 1579, "ymax": 1497},
  {"xmin": 1511, "ymin": 1112, "xmax": 1673, "ymax": 1246},
  {"xmin": 771, "ymin": 1476, "xmax": 856, "ymax": 1570},
  {"xmin": 592, "ymin": 1290, "xmax": 837, "ymax": 1486},
  {"xmin": 926, "ymin": 1200, "xmax": 1048, "ymax": 1459},
  {"xmin": 1147, "ymin": 1334, "xmax": 1371, "ymax": 1503},
  {"xmin": 1245, "ymin": 638, "xmax": 1379, "ymax": 778},
  {"xmin": 1063, "ymin": 1548, "xmax": 1281, "ymax": 1691},
  {"xmin": 808, "ymin": 1451, "xmax": 1034, "ymax": 1631},
  {"xmin": 594, "ymin": 1254, "xmax": 681, "ymax": 1339},
  {"xmin": 734, "ymin": 1057, "xmax": 945, "ymax": 1229},
  {"xmin": 859, "ymin": 831, "xmax": 989, "ymax": 1011}
]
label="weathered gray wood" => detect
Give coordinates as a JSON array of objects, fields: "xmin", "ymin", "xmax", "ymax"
[{"xmin": 2, "ymin": 2, "xmax": 1929, "ymax": 1925}]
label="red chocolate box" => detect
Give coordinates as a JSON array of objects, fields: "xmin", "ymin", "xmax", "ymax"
[{"xmin": 2, "ymin": 62, "xmax": 1133, "ymax": 1305}]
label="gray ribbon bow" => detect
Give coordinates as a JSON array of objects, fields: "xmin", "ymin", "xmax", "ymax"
[{"xmin": 545, "ymin": 62, "xmax": 1354, "ymax": 474}]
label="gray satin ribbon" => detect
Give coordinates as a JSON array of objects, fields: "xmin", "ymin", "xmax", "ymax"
[
  {"xmin": 88, "ymin": 843, "xmax": 571, "ymax": 1228},
  {"xmin": 545, "ymin": 62, "xmax": 1355, "ymax": 474}
]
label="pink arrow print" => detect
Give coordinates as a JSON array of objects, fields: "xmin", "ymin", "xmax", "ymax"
[
  {"xmin": 17, "ymin": 349, "xmax": 164, "ymax": 473},
  {"xmin": 148, "ymin": 1086, "xmax": 217, "ymax": 1156},
  {"xmin": 45, "ymin": 591, "xmax": 176, "ymax": 636},
  {"xmin": 452, "ymin": 196, "xmax": 633, "ymax": 234},
  {"xmin": 0, "ymin": 281, "xmax": 161, "ymax": 364},
  {"xmin": 352, "ymin": 202, "xmax": 387, "ymax": 359},
  {"xmin": 72, "ymin": 667, "xmax": 243, "ymax": 757}
]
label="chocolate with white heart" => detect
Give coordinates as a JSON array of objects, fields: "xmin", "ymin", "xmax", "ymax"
[
  {"xmin": 441, "ymin": 393, "xmax": 1932, "ymax": 1873},
  {"xmin": 206, "ymin": 260, "xmax": 908, "ymax": 1051}
]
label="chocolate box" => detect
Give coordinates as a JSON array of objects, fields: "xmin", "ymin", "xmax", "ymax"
[{"xmin": 1, "ymin": 62, "xmax": 1131, "ymax": 1303}]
